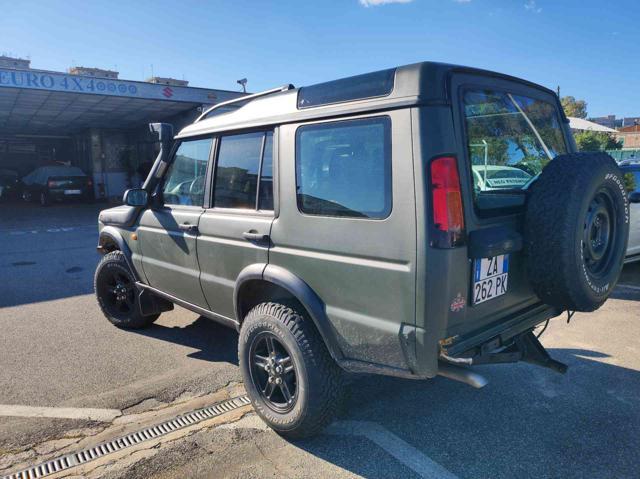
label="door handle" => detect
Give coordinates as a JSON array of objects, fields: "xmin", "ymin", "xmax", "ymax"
[
  {"xmin": 178, "ymin": 223, "xmax": 199, "ymax": 234},
  {"xmin": 242, "ymin": 231, "xmax": 269, "ymax": 242}
]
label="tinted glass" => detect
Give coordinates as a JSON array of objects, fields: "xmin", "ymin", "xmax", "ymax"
[
  {"xmin": 258, "ymin": 132, "xmax": 274, "ymax": 210},
  {"xmin": 214, "ymin": 132, "xmax": 263, "ymax": 209},
  {"xmin": 297, "ymin": 69, "xmax": 395, "ymax": 109},
  {"xmin": 464, "ymin": 89, "xmax": 567, "ymax": 207},
  {"xmin": 162, "ymin": 138, "xmax": 211, "ymax": 206},
  {"xmin": 296, "ymin": 117, "xmax": 391, "ymax": 219}
]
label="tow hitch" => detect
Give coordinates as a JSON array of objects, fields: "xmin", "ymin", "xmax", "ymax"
[
  {"xmin": 438, "ymin": 330, "xmax": 568, "ymax": 388},
  {"xmin": 471, "ymin": 331, "xmax": 568, "ymax": 374}
]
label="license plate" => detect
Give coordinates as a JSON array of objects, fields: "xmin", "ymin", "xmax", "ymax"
[
  {"xmin": 472, "ymin": 255, "xmax": 509, "ymax": 305},
  {"xmin": 64, "ymin": 189, "xmax": 82, "ymax": 195}
]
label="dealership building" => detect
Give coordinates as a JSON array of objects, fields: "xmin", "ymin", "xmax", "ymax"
[{"xmin": 0, "ymin": 56, "xmax": 245, "ymax": 199}]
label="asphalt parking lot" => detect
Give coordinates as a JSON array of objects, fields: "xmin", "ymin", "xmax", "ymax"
[{"xmin": 1, "ymin": 202, "xmax": 639, "ymax": 478}]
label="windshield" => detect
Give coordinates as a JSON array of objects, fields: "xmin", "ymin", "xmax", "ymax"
[{"xmin": 463, "ymin": 89, "xmax": 567, "ymax": 207}]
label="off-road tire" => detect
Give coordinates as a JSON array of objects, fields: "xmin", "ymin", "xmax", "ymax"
[
  {"xmin": 94, "ymin": 251, "xmax": 159, "ymax": 329},
  {"xmin": 525, "ymin": 152, "xmax": 629, "ymax": 312},
  {"xmin": 239, "ymin": 301, "xmax": 345, "ymax": 439}
]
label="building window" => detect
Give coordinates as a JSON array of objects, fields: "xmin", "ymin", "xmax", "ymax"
[{"xmin": 295, "ymin": 117, "xmax": 392, "ymax": 219}]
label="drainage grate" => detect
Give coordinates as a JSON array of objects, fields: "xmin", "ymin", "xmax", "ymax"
[{"xmin": 2, "ymin": 395, "xmax": 251, "ymax": 479}]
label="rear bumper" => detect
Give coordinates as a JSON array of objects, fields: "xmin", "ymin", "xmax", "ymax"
[
  {"xmin": 48, "ymin": 188, "xmax": 91, "ymax": 200},
  {"xmin": 441, "ymin": 302, "xmax": 561, "ymax": 358}
]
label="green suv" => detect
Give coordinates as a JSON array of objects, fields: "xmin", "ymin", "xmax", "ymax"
[{"xmin": 95, "ymin": 62, "xmax": 630, "ymax": 438}]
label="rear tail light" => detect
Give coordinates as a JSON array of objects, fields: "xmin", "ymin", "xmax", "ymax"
[
  {"xmin": 430, "ymin": 156, "xmax": 465, "ymax": 248},
  {"xmin": 87, "ymin": 178, "xmax": 93, "ymax": 187},
  {"xmin": 47, "ymin": 180, "xmax": 57, "ymax": 188}
]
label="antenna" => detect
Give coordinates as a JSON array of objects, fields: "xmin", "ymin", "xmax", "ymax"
[{"xmin": 151, "ymin": 64, "xmax": 154, "ymax": 78}]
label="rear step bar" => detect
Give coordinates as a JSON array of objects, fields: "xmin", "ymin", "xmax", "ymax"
[{"xmin": 438, "ymin": 331, "xmax": 568, "ymax": 388}]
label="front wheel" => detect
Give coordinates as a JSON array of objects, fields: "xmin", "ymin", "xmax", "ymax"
[
  {"xmin": 239, "ymin": 302, "xmax": 345, "ymax": 439},
  {"xmin": 94, "ymin": 251, "xmax": 159, "ymax": 329}
]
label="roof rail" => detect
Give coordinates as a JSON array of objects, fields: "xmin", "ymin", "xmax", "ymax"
[{"xmin": 195, "ymin": 84, "xmax": 295, "ymax": 123}]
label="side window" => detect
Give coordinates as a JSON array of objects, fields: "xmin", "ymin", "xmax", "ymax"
[
  {"xmin": 213, "ymin": 131, "xmax": 274, "ymax": 210},
  {"xmin": 295, "ymin": 117, "xmax": 391, "ymax": 219},
  {"xmin": 162, "ymin": 138, "xmax": 212, "ymax": 206}
]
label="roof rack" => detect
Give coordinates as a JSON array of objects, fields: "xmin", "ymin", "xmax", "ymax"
[{"xmin": 195, "ymin": 84, "xmax": 295, "ymax": 123}]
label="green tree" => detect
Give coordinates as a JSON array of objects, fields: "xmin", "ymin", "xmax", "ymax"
[
  {"xmin": 561, "ymin": 96, "xmax": 588, "ymax": 119},
  {"xmin": 574, "ymin": 131, "xmax": 622, "ymax": 152},
  {"xmin": 623, "ymin": 172, "xmax": 636, "ymax": 193}
]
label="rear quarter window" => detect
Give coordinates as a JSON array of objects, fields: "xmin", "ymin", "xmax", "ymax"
[{"xmin": 295, "ymin": 117, "xmax": 392, "ymax": 219}]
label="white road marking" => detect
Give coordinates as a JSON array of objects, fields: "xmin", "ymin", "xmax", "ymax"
[
  {"xmin": 0, "ymin": 404, "xmax": 121, "ymax": 422},
  {"xmin": 617, "ymin": 283, "xmax": 640, "ymax": 291},
  {"xmin": 326, "ymin": 421, "xmax": 460, "ymax": 479}
]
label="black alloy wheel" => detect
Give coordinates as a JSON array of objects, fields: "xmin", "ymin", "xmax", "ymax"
[
  {"xmin": 249, "ymin": 332, "xmax": 297, "ymax": 413},
  {"xmin": 98, "ymin": 268, "xmax": 136, "ymax": 318}
]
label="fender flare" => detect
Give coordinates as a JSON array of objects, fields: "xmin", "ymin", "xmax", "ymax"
[
  {"xmin": 98, "ymin": 226, "xmax": 140, "ymax": 281},
  {"xmin": 234, "ymin": 264, "xmax": 344, "ymax": 363}
]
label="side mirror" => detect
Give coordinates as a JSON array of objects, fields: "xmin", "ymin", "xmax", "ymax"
[
  {"xmin": 629, "ymin": 191, "xmax": 640, "ymax": 204},
  {"xmin": 123, "ymin": 188, "xmax": 149, "ymax": 207}
]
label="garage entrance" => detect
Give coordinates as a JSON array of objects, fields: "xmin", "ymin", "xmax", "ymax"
[{"xmin": 0, "ymin": 61, "xmax": 245, "ymax": 201}]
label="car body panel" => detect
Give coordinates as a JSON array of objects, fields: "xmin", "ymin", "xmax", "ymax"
[
  {"xmin": 137, "ymin": 206, "xmax": 208, "ymax": 308},
  {"xmin": 269, "ymin": 109, "xmax": 416, "ymax": 370}
]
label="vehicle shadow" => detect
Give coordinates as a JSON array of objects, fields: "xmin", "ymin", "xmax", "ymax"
[
  {"xmin": 131, "ymin": 316, "xmax": 239, "ymax": 366},
  {"xmin": 295, "ymin": 348, "xmax": 640, "ymax": 479}
]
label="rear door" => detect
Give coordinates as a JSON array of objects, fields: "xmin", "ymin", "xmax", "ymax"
[
  {"xmin": 446, "ymin": 75, "xmax": 572, "ymax": 339},
  {"xmin": 197, "ymin": 130, "xmax": 274, "ymax": 320},
  {"xmin": 137, "ymin": 137, "xmax": 212, "ymax": 308}
]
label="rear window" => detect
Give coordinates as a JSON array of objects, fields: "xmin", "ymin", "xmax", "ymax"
[{"xmin": 463, "ymin": 89, "xmax": 567, "ymax": 208}]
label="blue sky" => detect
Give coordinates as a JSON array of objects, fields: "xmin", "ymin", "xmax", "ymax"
[{"xmin": 1, "ymin": 0, "xmax": 637, "ymax": 117}]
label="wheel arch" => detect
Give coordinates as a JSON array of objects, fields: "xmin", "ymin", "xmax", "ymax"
[
  {"xmin": 98, "ymin": 226, "xmax": 140, "ymax": 281},
  {"xmin": 234, "ymin": 264, "xmax": 344, "ymax": 363}
]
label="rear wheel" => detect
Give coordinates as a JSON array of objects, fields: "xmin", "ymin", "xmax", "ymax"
[
  {"xmin": 94, "ymin": 251, "xmax": 159, "ymax": 328},
  {"xmin": 239, "ymin": 302, "xmax": 345, "ymax": 438}
]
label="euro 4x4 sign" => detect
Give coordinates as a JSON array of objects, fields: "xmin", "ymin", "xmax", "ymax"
[{"xmin": 0, "ymin": 68, "xmax": 223, "ymax": 104}]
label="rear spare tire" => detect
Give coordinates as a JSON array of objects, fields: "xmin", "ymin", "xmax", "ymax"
[{"xmin": 525, "ymin": 152, "xmax": 629, "ymax": 312}]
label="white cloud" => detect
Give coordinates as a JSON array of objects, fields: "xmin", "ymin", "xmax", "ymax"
[
  {"xmin": 524, "ymin": 0, "xmax": 542, "ymax": 13},
  {"xmin": 359, "ymin": 0, "xmax": 413, "ymax": 7}
]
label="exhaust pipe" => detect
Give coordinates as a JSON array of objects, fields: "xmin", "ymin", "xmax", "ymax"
[{"xmin": 437, "ymin": 362, "xmax": 488, "ymax": 389}]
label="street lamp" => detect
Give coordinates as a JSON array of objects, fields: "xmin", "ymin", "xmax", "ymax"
[{"xmin": 237, "ymin": 78, "xmax": 247, "ymax": 93}]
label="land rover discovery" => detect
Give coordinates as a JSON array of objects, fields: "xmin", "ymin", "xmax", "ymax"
[{"xmin": 95, "ymin": 62, "xmax": 629, "ymax": 438}]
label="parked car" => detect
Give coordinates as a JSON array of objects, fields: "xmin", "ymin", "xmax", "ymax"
[
  {"xmin": 0, "ymin": 168, "xmax": 21, "ymax": 201},
  {"xmin": 471, "ymin": 164, "xmax": 533, "ymax": 191},
  {"xmin": 22, "ymin": 164, "xmax": 93, "ymax": 206},
  {"xmin": 95, "ymin": 62, "xmax": 629, "ymax": 438},
  {"xmin": 620, "ymin": 160, "xmax": 640, "ymax": 262}
]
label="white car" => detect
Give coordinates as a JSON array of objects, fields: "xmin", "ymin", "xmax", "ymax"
[
  {"xmin": 620, "ymin": 162, "xmax": 640, "ymax": 262},
  {"xmin": 472, "ymin": 164, "xmax": 533, "ymax": 191}
]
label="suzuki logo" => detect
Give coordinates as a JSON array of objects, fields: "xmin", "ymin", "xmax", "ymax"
[{"xmin": 162, "ymin": 87, "xmax": 174, "ymax": 98}]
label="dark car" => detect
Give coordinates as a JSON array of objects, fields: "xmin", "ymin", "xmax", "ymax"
[
  {"xmin": 0, "ymin": 168, "xmax": 21, "ymax": 201},
  {"xmin": 22, "ymin": 165, "xmax": 93, "ymax": 206}
]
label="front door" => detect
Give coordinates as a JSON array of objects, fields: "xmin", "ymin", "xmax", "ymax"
[
  {"xmin": 137, "ymin": 137, "xmax": 212, "ymax": 308},
  {"xmin": 197, "ymin": 131, "xmax": 275, "ymax": 320}
]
